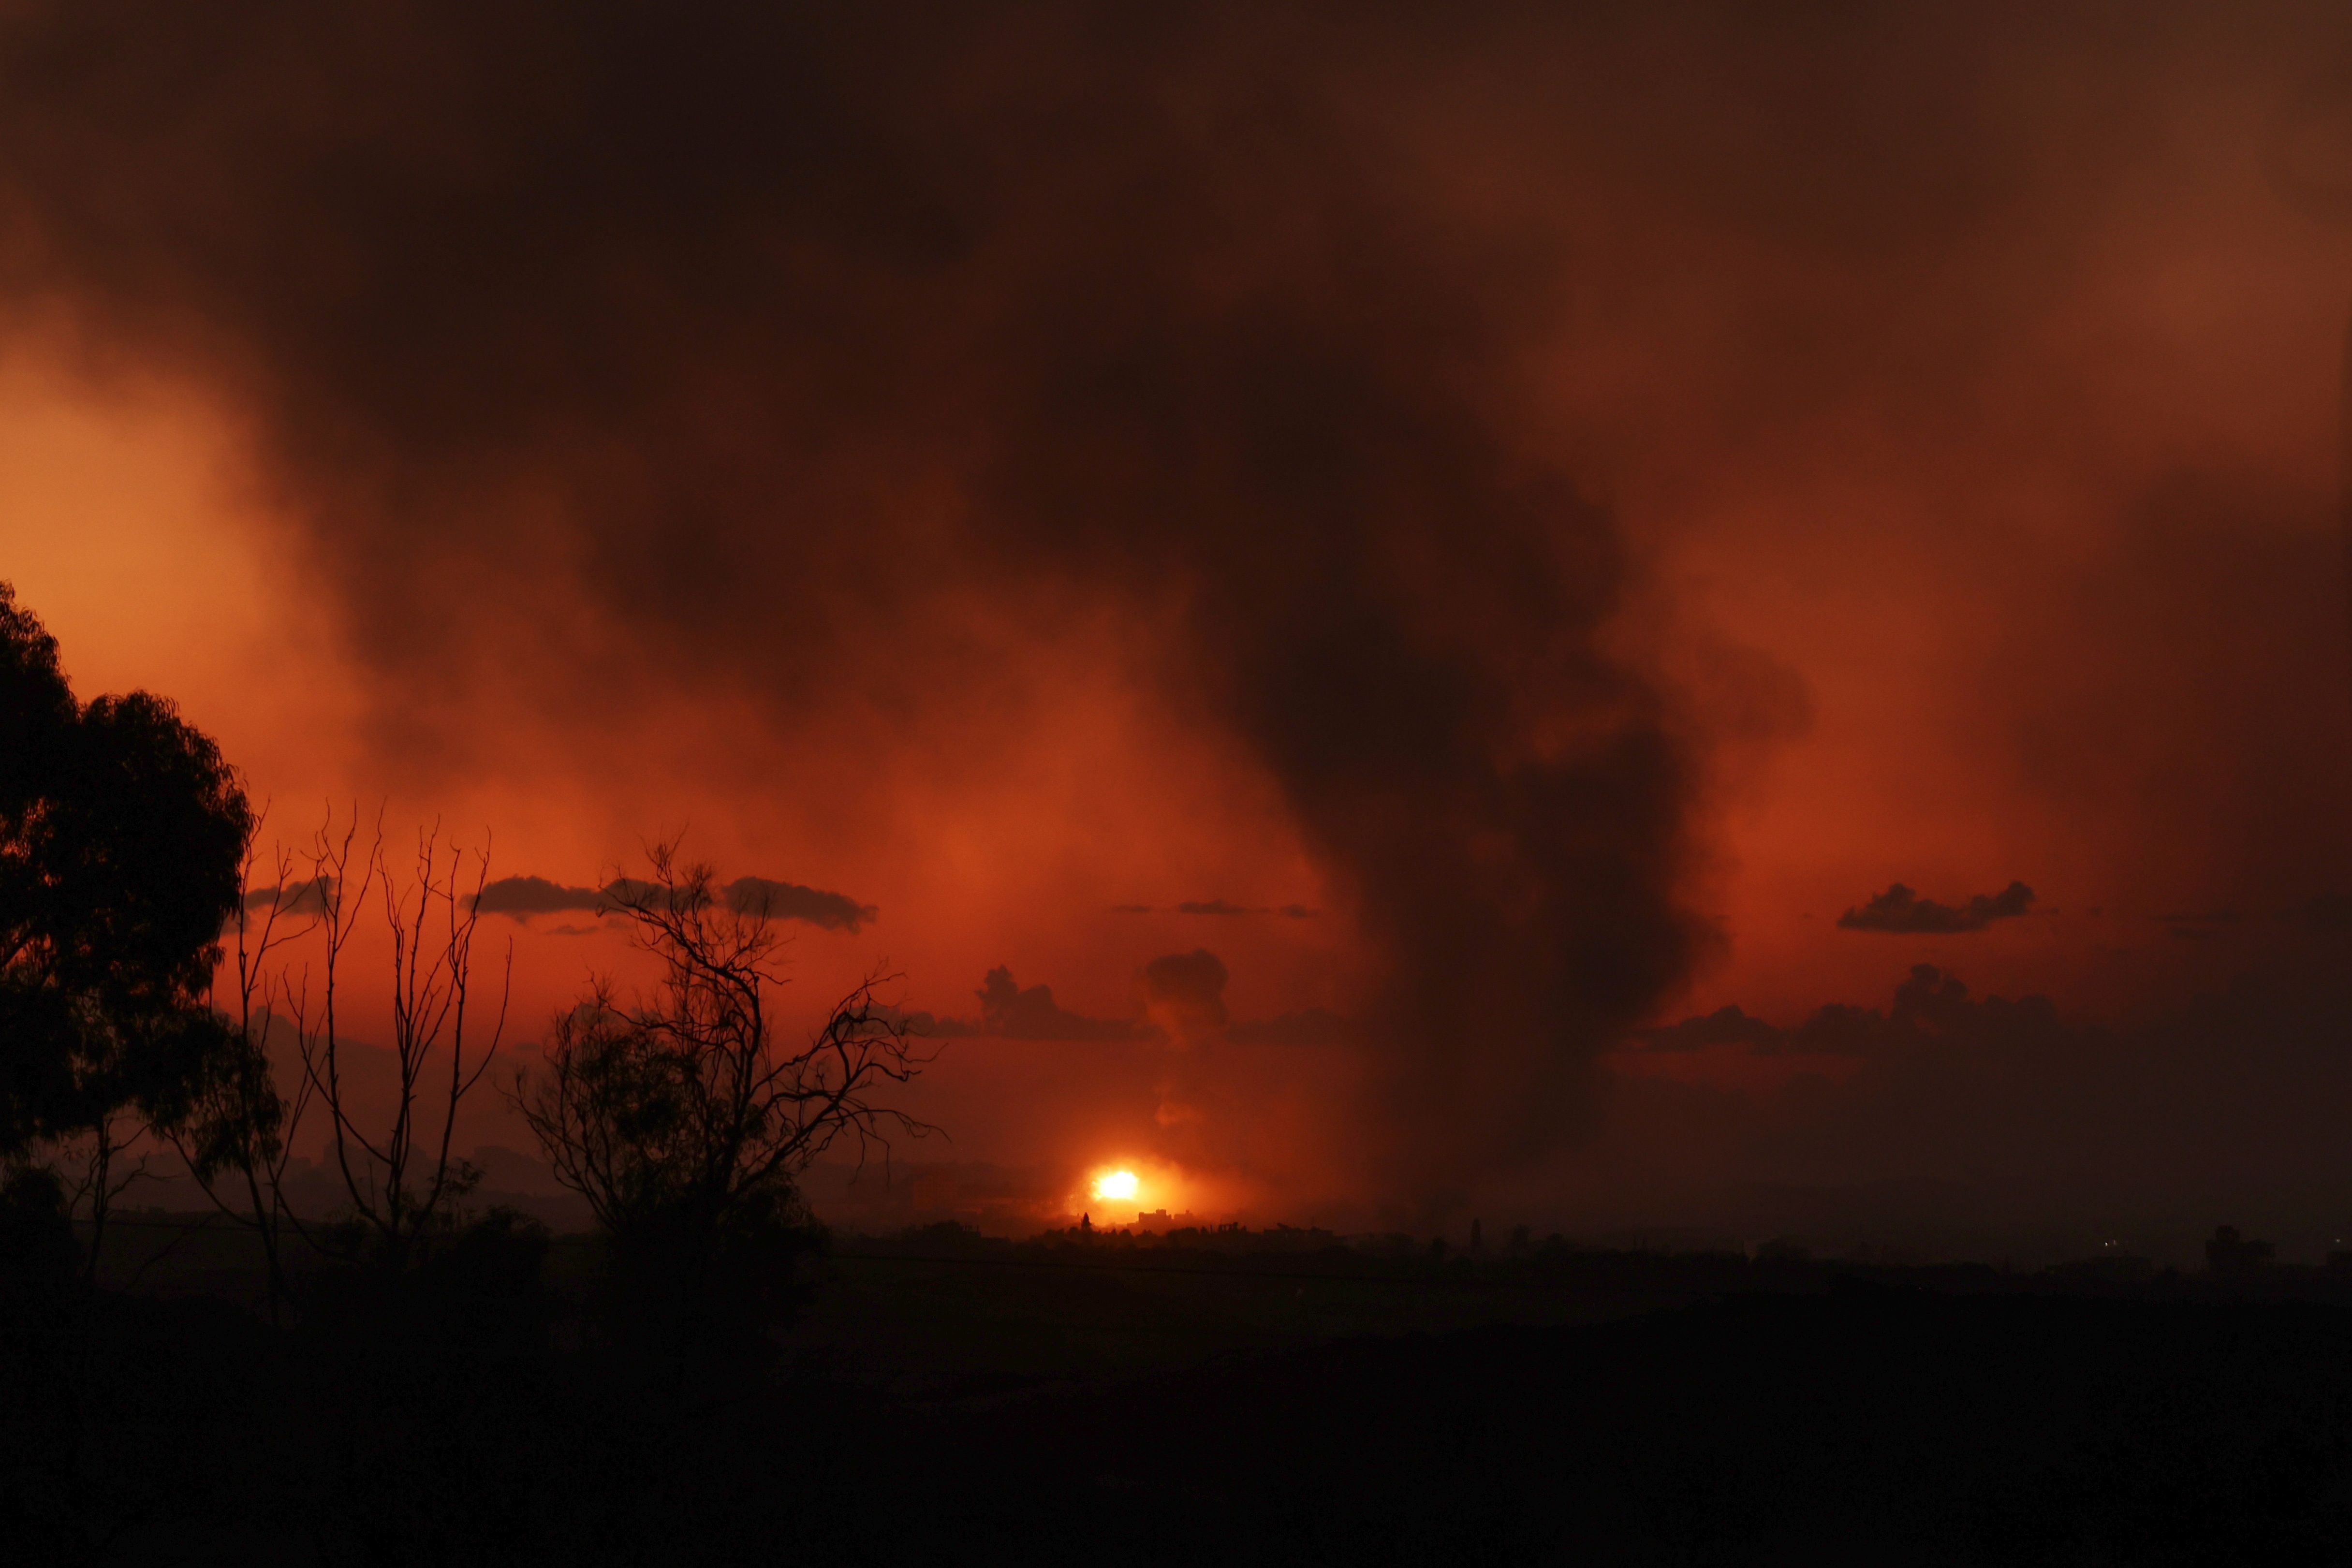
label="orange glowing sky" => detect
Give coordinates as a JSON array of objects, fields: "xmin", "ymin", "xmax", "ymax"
[{"xmin": 10, "ymin": 5, "xmax": 2352, "ymax": 1234}]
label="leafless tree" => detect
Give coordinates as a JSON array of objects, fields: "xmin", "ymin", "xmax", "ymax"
[
  {"xmin": 166, "ymin": 806, "xmax": 320, "ymax": 1316},
  {"xmin": 157, "ymin": 806, "xmax": 512, "ymax": 1296},
  {"xmin": 60, "ymin": 1109, "xmax": 149, "ymax": 1289},
  {"xmin": 514, "ymin": 842, "xmax": 933, "ymax": 1267},
  {"xmin": 289, "ymin": 808, "xmax": 512, "ymax": 1266}
]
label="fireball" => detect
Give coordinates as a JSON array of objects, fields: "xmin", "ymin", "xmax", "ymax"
[{"xmin": 1091, "ymin": 1168, "xmax": 1140, "ymax": 1202}]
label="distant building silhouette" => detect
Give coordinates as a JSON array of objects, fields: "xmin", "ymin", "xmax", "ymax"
[{"xmin": 2205, "ymin": 1225, "xmax": 2274, "ymax": 1276}]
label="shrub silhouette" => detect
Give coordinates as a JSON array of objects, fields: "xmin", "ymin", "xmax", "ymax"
[
  {"xmin": 514, "ymin": 844, "xmax": 931, "ymax": 1380},
  {"xmin": 0, "ymin": 1167, "xmax": 77, "ymax": 1298}
]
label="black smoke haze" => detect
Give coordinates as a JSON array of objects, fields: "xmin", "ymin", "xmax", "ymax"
[
  {"xmin": 0, "ymin": 1, "xmax": 1721, "ymax": 1200},
  {"xmin": 9, "ymin": 4, "xmax": 2352, "ymax": 1213},
  {"xmin": 1582, "ymin": 965, "xmax": 2352, "ymax": 1263}
]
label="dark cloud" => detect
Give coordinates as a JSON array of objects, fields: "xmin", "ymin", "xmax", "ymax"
[
  {"xmin": 907, "ymin": 950, "xmax": 1352, "ymax": 1053},
  {"xmin": 1632, "ymin": 1004, "xmax": 1782, "ymax": 1053},
  {"xmin": 472, "ymin": 875, "xmax": 601, "ymax": 917},
  {"xmin": 909, "ymin": 966, "xmax": 1145, "ymax": 1043},
  {"xmin": 1169, "ymin": 899, "xmax": 1317, "ymax": 918},
  {"xmin": 1133, "ymin": 946, "xmax": 1367, "ymax": 1048},
  {"xmin": 1140, "ymin": 949, "xmax": 1229, "ymax": 1014},
  {"xmin": 1637, "ymin": 967, "xmax": 2029, "ymax": 1057},
  {"xmin": 1139, "ymin": 948, "xmax": 1230, "ymax": 1045},
  {"xmin": 1837, "ymin": 880, "xmax": 2035, "ymax": 935},
  {"xmin": 240, "ymin": 875, "xmax": 334, "ymax": 916},
  {"xmin": 474, "ymin": 871, "xmax": 874, "ymax": 931},
  {"xmin": 876, "ymin": 1002, "xmax": 960, "ymax": 1038},
  {"xmin": 720, "ymin": 876, "xmax": 876, "ymax": 933}
]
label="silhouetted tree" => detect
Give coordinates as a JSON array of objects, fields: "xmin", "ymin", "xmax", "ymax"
[
  {"xmin": 164, "ymin": 811, "xmax": 318, "ymax": 1316},
  {"xmin": 163, "ymin": 809, "xmax": 510, "ymax": 1303},
  {"xmin": 291, "ymin": 811, "xmax": 511, "ymax": 1268},
  {"xmin": 514, "ymin": 843, "xmax": 932, "ymax": 1360},
  {"xmin": 0, "ymin": 581, "xmax": 251, "ymax": 1269}
]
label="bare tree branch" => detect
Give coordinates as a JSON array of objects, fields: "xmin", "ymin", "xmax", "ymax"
[
  {"xmin": 512, "ymin": 841, "xmax": 938, "ymax": 1263},
  {"xmin": 168, "ymin": 801, "xmax": 323, "ymax": 1318},
  {"xmin": 283, "ymin": 806, "xmax": 510, "ymax": 1266}
]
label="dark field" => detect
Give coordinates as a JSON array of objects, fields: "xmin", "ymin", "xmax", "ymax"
[{"xmin": 11, "ymin": 1216, "xmax": 2352, "ymax": 1564}]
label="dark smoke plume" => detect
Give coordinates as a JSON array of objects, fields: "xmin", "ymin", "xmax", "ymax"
[
  {"xmin": 7, "ymin": 1, "xmax": 2351, "ymax": 1215},
  {"xmin": 1838, "ymin": 881, "xmax": 2036, "ymax": 935},
  {"xmin": 0, "ymin": 2, "xmax": 1970, "ymax": 1198}
]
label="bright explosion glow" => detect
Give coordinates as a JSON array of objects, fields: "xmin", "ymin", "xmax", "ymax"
[{"xmin": 1091, "ymin": 1169, "xmax": 1139, "ymax": 1202}]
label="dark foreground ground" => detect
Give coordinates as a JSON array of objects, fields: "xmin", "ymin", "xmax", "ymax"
[{"xmin": 11, "ymin": 1219, "xmax": 2352, "ymax": 1565}]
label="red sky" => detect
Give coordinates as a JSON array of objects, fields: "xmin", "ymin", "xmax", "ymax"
[{"xmin": 7, "ymin": 4, "xmax": 2352, "ymax": 1244}]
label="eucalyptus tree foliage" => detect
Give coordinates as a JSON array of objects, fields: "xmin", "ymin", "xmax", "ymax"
[{"xmin": 0, "ymin": 581, "xmax": 251, "ymax": 1180}]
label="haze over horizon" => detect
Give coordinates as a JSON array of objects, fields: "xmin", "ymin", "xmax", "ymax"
[{"xmin": 7, "ymin": 1, "xmax": 2352, "ymax": 1246}]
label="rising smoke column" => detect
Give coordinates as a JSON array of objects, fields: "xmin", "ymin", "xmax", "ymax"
[
  {"xmin": 975, "ymin": 173, "xmax": 1701, "ymax": 1190},
  {"xmin": 0, "ymin": 3, "xmax": 1706, "ymax": 1201}
]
